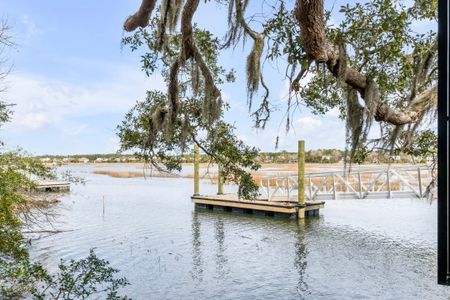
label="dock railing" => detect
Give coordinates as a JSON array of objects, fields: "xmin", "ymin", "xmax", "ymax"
[{"xmin": 258, "ymin": 166, "xmax": 432, "ymax": 201}]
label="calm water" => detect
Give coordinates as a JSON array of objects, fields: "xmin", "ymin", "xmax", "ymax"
[{"xmin": 29, "ymin": 165, "xmax": 449, "ymax": 299}]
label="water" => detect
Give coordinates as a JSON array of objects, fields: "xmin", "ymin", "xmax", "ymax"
[{"xmin": 29, "ymin": 165, "xmax": 450, "ymax": 299}]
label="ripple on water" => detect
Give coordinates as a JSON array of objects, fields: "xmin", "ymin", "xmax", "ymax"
[{"xmin": 28, "ymin": 167, "xmax": 450, "ymax": 299}]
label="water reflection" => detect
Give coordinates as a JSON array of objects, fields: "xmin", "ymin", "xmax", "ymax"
[
  {"xmin": 294, "ymin": 220, "xmax": 310, "ymax": 298},
  {"xmin": 191, "ymin": 211, "xmax": 203, "ymax": 282},
  {"xmin": 28, "ymin": 169, "xmax": 449, "ymax": 299},
  {"xmin": 192, "ymin": 207, "xmax": 314, "ymax": 298},
  {"xmin": 214, "ymin": 217, "xmax": 228, "ymax": 278}
]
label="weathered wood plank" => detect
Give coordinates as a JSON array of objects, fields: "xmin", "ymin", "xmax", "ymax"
[
  {"xmin": 35, "ymin": 181, "xmax": 70, "ymax": 192},
  {"xmin": 191, "ymin": 194, "xmax": 324, "ymax": 218}
]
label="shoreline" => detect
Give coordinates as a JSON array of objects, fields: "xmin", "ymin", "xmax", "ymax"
[{"xmin": 64, "ymin": 162, "xmax": 429, "ymax": 181}]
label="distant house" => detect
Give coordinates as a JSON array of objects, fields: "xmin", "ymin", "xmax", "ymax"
[
  {"xmin": 78, "ymin": 157, "xmax": 90, "ymax": 164},
  {"xmin": 40, "ymin": 157, "xmax": 51, "ymax": 163},
  {"xmin": 95, "ymin": 158, "xmax": 107, "ymax": 163}
]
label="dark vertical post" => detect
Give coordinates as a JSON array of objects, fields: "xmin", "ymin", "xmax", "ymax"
[{"xmin": 438, "ymin": 0, "xmax": 450, "ymax": 285}]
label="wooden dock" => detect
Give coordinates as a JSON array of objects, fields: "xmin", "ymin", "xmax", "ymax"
[
  {"xmin": 191, "ymin": 141, "xmax": 324, "ymax": 219},
  {"xmin": 192, "ymin": 194, "xmax": 324, "ymax": 219},
  {"xmin": 35, "ymin": 180, "xmax": 70, "ymax": 192}
]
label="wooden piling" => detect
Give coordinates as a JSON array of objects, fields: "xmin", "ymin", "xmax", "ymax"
[
  {"xmin": 308, "ymin": 175, "xmax": 312, "ymax": 201},
  {"xmin": 332, "ymin": 173, "xmax": 337, "ymax": 200},
  {"xmin": 298, "ymin": 140, "xmax": 305, "ymax": 219},
  {"xmin": 387, "ymin": 169, "xmax": 392, "ymax": 199},
  {"xmin": 358, "ymin": 171, "xmax": 363, "ymax": 199},
  {"xmin": 417, "ymin": 167, "xmax": 423, "ymax": 198},
  {"xmin": 217, "ymin": 164, "xmax": 224, "ymax": 195},
  {"xmin": 194, "ymin": 144, "xmax": 200, "ymax": 196}
]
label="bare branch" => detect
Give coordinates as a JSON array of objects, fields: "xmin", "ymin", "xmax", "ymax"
[{"xmin": 291, "ymin": 58, "xmax": 312, "ymax": 91}]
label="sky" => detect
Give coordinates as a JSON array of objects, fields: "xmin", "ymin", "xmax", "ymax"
[{"xmin": 0, "ymin": 0, "xmax": 436, "ymax": 155}]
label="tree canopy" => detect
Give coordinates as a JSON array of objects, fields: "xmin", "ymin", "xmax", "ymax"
[{"xmin": 120, "ymin": 0, "xmax": 437, "ymax": 198}]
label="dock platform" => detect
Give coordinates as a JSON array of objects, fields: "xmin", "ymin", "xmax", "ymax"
[
  {"xmin": 36, "ymin": 181, "xmax": 70, "ymax": 192},
  {"xmin": 192, "ymin": 194, "xmax": 324, "ymax": 219}
]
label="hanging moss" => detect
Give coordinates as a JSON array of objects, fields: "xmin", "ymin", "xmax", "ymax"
[
  {"xmin": 190, "ymin": 62, "xmax": 200, "ymax": 96},
  {"xmin": 345, "ymin": 88, "xmax": 364, "ymax": 160},
  {"xmin": 224, "ymin": 0, "xmax": 240, "ymax": 47},
  {"xmin": 224, "ymin": 0, "xmax": 265, "ymax": 110},
  {"xmin": 246, "ymin": 37, "xmax": 264, "ymax": 103},
  {"xmin": 336, "ymin": 43, "xmax": 347, "ymax": 87},
  {"xmin": 364, "ymin": 78, "xmax": 379, "ymax": 118},
  {"xmin": 168, "ymin": 59, "xmax": 180, "ymax": 124},
  {"xmin": 345, "ymin": 86, "xmax": 374, "ymax": 166},
  {"xmin": 156, "ymin": 0, "xmax": 170, "ymax": 49},
  {"xmin": 168, "ymin": 0, "xmax": 184, "ymax": 32},
  {"xmin": 202, "ymin": 85, "xmax": 222, "ymax": 125},
  {"xmin": 151, "ymin": 106, "xmax": 168, "ymax": 131}
]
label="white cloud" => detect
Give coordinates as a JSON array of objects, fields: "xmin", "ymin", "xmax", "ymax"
[
  {"xmin": 15, "ymin": 112, "xmax": 56, "ymax": 129},
  {"xmin": 326, "ymin": 107, "xmax": 341, "ymax": 118},
  {"xmin": 4, "ymin": 67, "xmax": 165, "ymax": 132},
  {"xmin": 296, "ymin": 116, "xmax": 322, "ymax": 132},
  {"xmin": 63, "ymin": 124, "xmax": 87, "ymax": 137},
  {"xmin": 232, "ymin": 109, "xmax": 347, "ymax": 151}
]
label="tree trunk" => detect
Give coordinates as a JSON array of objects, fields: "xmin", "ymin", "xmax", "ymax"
[{"xmin": 294, "ymin": 0, "xmax": 435, "ymax": 126}]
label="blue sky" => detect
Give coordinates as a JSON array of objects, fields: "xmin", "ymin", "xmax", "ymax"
[{"xmin": 0, "ymin": 1, "xmax": 435, "ymax": 155}]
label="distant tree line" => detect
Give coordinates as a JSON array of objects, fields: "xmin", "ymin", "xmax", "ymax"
[{"xmin": 37, "ymin": 148, "xmax": 432, "ymax": 165}]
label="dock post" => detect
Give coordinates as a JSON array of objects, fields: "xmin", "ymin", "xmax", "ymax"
[
  {"xmin": 298, "ymin": 140, "xmax": 306, "ymax": 219},
  {"xmin": 308, "ymin": 175, "xmax": 313, "ymax": 201},
  {"xmin": 217, "ymin": 163, "xmax": 224, "ymax": 195},
  {"xmin": 332, "ymin": 173, "xmax": 337, "ymax": 200},
  {"xmin": 358, "ymin": 171, "xmax": 363, "ymax": 199},
  {"xmin": 194, "ymin": 144, "xmax": 200, "ymax": 196},
  {"xmin": 386, "ymin": 169, "xmax": 392, "ymax": 199},
  {"xmin": 417, "ymin": 167, "xmax": 423, "ymax": 198}
]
